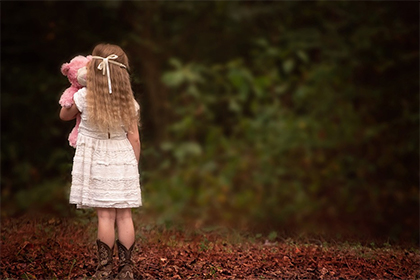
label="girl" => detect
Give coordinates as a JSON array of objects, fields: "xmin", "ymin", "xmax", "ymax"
[{"xmin": 60, "ymin": 43, "xmax": 141, "ymax": 280}]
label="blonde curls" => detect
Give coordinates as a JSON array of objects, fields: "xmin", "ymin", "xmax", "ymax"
[{"xmin": 86, "ymin": 43, "xmax": 139, "ymax": 132}]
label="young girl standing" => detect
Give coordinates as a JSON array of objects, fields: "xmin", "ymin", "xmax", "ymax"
[{"xmin": 60, "ymin": 43, "xmax": 141, "ymax": 280}]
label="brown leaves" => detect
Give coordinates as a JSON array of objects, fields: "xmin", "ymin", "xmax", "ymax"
[{"xmin": 1, "ymin": 216, "xmax": 419, "ymax": 280}]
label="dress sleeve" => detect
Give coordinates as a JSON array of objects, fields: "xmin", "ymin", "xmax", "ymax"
[
  {"xmin": 134, "ymin": 99, "xmax": 140, "ymax": 116},
  {"xmin": 73, "ymin": 88, "xmax": 87, "ymax": 113}
]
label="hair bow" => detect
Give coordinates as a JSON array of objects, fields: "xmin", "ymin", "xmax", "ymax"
[{"xmin": 92, "ymin": 54, "xmax": 127, "ymax": 94}]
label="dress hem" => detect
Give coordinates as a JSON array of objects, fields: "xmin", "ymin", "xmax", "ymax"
[{"xmin": 71, "ymin": 203, "xmax": 142, "ymax": 209}]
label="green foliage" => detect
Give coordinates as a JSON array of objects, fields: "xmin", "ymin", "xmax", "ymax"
[{"xmin": 141, "ymin": 1, "xmax": 418, "ymax": 242}]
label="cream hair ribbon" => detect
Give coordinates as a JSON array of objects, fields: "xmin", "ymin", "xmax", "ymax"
[{"xmin": 92, "ymin": 54, "xmax": 127, "ymax": 94}]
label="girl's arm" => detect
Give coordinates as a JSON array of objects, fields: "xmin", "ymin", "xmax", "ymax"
[
  {"xmin": 60, "ymin": 103, "xmax": 80, "ymax": 121},
  {"xmin": 127, "ymin": 122, "xmax": 141, "ymax": 163}
]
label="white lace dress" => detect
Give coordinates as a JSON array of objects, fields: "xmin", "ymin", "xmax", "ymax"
[{"xmin": 69, "ymin": 88, "xmax": 141, "ymax": 209}]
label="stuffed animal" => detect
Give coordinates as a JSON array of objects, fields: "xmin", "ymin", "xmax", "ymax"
[{"xmin": 59, "ymin": 55, "xmax": 91, "ymax": 148}]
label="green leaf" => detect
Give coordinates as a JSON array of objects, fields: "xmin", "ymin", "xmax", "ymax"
[
  {"xmin": 162, "ymin": 70, "xmax": 185, "ymax": 87},
  {"xmin": 283, "ymin": 59, "xmax": 295, "ymax": 74}
]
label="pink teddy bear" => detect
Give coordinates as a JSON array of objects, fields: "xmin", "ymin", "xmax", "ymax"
[{"xmin": 59, "ymin": 55, "xmax": 91, "ymax": 148}]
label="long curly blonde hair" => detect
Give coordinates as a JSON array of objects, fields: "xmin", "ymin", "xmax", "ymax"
[{"xmin": 86, "ymin": 43, "xmax": 139, "ymax": 132}]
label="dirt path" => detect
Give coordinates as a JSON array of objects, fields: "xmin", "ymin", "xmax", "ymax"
[{"xmin": 1, "ymin": 215, "xmax": 419, "ymax": 279}]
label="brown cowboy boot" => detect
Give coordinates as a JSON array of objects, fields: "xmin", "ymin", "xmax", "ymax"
[
  {"xmin": 93, "ymin": 239, "xmax": 114, "ymax": 280},
  {"xmin": 114, "ymin": 240, "xmax": 135, "ymax": 280}
]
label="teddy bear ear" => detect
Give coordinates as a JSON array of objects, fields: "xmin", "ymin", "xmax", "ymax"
[{"xmin": 61, "ymin": 63, "xmax": 70, "ymax": 76}]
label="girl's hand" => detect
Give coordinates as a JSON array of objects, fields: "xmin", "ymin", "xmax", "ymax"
[{"xmin": 127, "ymin": 122, "xmax": 141, "ymax": 163}]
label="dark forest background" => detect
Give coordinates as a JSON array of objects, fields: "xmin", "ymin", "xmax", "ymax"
[{"xmin": 1, "ymin": 1, "xmax": 419, "ymax": 245}]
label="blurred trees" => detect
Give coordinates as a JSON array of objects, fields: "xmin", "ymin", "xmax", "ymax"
[{"xmin": 1, "ymin": 1, "xmax": 418, "ymax": 244}]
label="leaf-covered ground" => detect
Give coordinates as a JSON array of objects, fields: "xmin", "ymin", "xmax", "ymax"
[{"xmin": 1, "ymin": 214, "xmax": 419, "ymax": 280}]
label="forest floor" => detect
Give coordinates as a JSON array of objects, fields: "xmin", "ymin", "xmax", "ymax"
[{"xmin": 1, "ymin": 212, "xmax": 419, "ymax": 280}]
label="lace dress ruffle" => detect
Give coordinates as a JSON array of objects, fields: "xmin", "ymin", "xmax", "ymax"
[{"xmin": 70, "ymin": 134, "xmax": 141, "ymax": 208}]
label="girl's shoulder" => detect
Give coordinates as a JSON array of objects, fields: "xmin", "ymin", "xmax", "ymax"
[
  {"xmin": 74, "ymin": 87, "xmax": 87, "ymax": 112},
  {"xmin": 74, "ymin": 87, "xmax": 87, "ymax": 98},
  {"xmin": 134, "ymin": 98, "xmax": 140, "ymax": 111}
]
